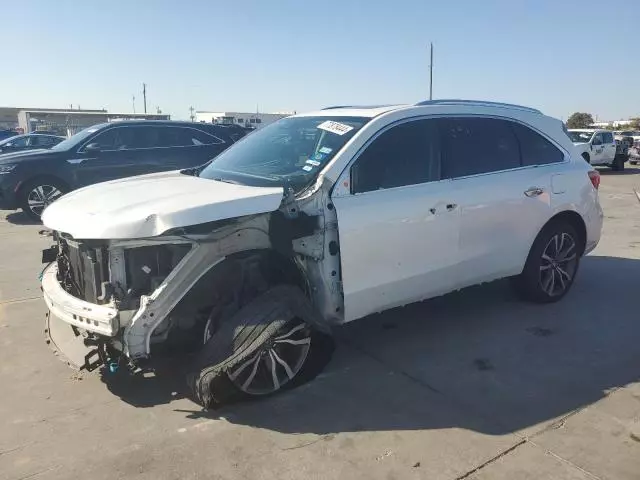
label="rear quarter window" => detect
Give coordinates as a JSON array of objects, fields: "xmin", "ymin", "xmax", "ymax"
[{"xmin": 512, "ymin": 123, "xmax": 565, "ymax": 166}]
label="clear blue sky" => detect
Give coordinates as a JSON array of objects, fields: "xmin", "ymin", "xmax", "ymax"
[{"xmin": 1, "ymin": 0, "xmax": 638, "ymax": 121}]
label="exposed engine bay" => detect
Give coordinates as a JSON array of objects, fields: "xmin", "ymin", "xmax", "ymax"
[{"xmin": 44, "ymin": 192, "xmax": 343, "ymax": 374}]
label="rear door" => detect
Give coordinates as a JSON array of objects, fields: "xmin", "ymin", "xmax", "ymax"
[
  {"xmin": 601, "ymin": 131, "xmax": 617, "ymax": 163},
  {"xmin": 437, "ymin": 117, "xmax": 564, "ymax": 287},
  {"xmin": 332, "ymin": 118, "xmax": 461, "ymax": 322},
  {"xmin": 151, "ymin": 126, "xmax": 228, "ymax": 171}
]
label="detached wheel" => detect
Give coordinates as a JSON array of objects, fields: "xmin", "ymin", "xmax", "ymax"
[
  {"xmin": 189, "ymin": 285, "xmax": 334, "ymax": 408},
  {"xmin": 19, "ymin": 178, "xmax": 67, "ymax": 221},
  {"xmin": 512, "ymin": 222, "xmax": 581, "ymax": 303}
]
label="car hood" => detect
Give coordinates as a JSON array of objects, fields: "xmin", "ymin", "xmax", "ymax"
[
  {"xmin": 42, "ymin": 171, "xmax": 284, "ymax": 239},
  {"xmin": 0, "ymin": 148, "xmax": 61, "ymax": 163}
]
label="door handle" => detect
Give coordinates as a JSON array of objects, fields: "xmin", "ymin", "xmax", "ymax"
[
  {"xmin": 524, "ymin": 187, "xmax": 544, "ymax": 197},
  {"xmin": 429, "ymin": 203, "xmax": 457, "ymax": 214}
]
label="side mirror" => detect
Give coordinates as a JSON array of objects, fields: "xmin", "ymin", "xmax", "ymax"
[{"xmin": 84, "ymin": 143, "xmax": 101, "ymax": 153}]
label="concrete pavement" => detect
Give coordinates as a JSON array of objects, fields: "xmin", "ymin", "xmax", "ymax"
[{"xmin": 1, "ymin": 170, "xmax": 639, "ymax": 479}]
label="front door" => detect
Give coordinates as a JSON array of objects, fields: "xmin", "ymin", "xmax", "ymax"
[
  {"xmin": 601, "ymin": 131, "xmax": 617, "ymax": 164},
  {"xmin": 331, "ymin": 119, "xmax": 461, "ymax": 322},
  {"xmin": 71, "ymin": 126, "xmax": 153, "ymax": 187}
]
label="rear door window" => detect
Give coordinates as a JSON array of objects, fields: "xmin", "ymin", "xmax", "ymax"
[
  {"xmin": 511, "ymin": 123, "xmax": 565, "ymax": 165},
  {"xmin": 439, "ymin": 117, "xmax": 520, "ymax": 178},
  {"xmin": 602, "ymin": 132, "xmax": 614, "ymax": 144},
  {"xmin": 160, "ymin": 127, "xmax": 225, "ymax": 147}
]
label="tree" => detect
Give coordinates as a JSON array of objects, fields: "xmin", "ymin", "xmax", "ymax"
[
  {"xmin": 629, "ymin": 118, "xmax": 640, "ymax": 130},
  {"xmin": 566, "ymin": 112, "xmax": 594, "ymax": 129}
]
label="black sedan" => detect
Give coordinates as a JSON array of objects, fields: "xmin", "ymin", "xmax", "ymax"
[
  {"xmin": 0, "ymin": 134, "xmax": 65, "ymax": 154},
  {"xmin": 0, "ymin": 120, "xmax": 242, "ymax": 220}
]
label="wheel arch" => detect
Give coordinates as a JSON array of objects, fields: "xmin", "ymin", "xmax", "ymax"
[
  {"xmin": 158, "ymin": 248, "xmax": 310, "ymax": 350},
  {"xmin": 539, "ymin": 210, "xmax": 587, "ymax": 256},
  {"xmin": 17, "ymin": 174, "xmax": 70, "ymax": 199}
]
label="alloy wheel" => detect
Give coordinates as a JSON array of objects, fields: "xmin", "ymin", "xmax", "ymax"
[
  {"xmin": 27, "ymin": 185, "xmax": 63, "ymax": 216},
  {"xmin": 539, "ymin": 232, "xmax": 578, "ymax": 297},
  {"xmin": 226, "ymin": 320, "xmax": 311, "ymax": 395}
]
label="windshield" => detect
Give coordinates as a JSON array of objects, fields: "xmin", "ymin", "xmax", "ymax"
[
  {"xmin": 198, "ymin": 116, "xmax": 369, "ymax": 191},
  {"xmin": 0, "ymin": 135, "xmax": 21, "ymax": 146},
  {"xmin": 51, "ymin": 125, "xmax": 104, "ymax": 151},
  {"xmin": 567, "ymin": 131, "xmax": 594, "ymax": 143}
]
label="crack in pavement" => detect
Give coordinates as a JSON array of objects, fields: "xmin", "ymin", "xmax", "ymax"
[
  {"xmin": 0, "ymin": 296, "xmax": 42, "ymax": 306},
  {"xmin": 454, "ymin": 439, "xmax": 527, "ymax": 479}
]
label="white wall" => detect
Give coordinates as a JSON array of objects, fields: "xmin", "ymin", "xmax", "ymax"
[{"xmin": 195, "ymin": 111, "xmax": 291, "ymax": 129}]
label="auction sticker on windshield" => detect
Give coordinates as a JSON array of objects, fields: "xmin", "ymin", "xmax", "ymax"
[{"xmin": 317, "ymin": 120, "xmax": 354, "ymax": 136}]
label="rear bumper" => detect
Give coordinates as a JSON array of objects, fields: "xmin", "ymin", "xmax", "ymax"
[{"xmin": 41, "ymin": 263, "xmax": 119, "ymax": 336}]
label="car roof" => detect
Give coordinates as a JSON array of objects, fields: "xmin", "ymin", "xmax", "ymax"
[
  {"xmin": 295, "ymin": 99, "xmax": 543, "ymax": 119},
  {"xmin": 90, "ymin": 120, "xmax": 222, "ymax": 129}
]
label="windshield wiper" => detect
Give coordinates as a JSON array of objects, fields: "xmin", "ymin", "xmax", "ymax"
[{"xmin": 212, "ymin": 177, "xmax": 243, "ymax": 185}]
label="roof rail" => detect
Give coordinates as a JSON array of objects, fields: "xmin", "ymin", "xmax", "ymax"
[
  {"xmin": 321, "ymin": 104, "xmax": 399, "ymax": 110},
  {"xmin": 414, "ymin": 99, "xmax": 542, "ymax": 114}
]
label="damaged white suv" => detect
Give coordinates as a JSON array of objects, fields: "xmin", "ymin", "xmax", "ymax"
[{"xmin": 40, "ymin": 100, "xmax": 603, "ymax": 407}]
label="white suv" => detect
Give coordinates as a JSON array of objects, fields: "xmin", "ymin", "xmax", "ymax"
[
  {"xmin": 567, "ymin": 128, "xmax": 623, "ymax": 170},
  {"xmin": 40, "ymin": 100, "xmax": 603, "ymax": 407}
]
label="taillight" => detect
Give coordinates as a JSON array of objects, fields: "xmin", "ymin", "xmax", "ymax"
[{"xmin": 588, "ymin": 170, "xmax": 600, "ymax": 190}]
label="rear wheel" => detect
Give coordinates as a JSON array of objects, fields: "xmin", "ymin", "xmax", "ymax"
[
  {"xmin": 611, "ymin": 154, "xmax": 625, "ymax": 172},
  {"xmin": 512, "ymin": 222, "xmax": 581, "ymax": 303},
  {"xmin": 19, "ymin": 178, "xmax": 67, "ymax": 221},
  {"xmin": 630, "ymin": 160, "xmax": 638, "ymax": 165}
]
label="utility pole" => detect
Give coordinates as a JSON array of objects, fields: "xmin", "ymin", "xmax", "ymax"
[
  {"xmin": 189, "ymin": 106, "xmax": 195, "ymax": 122},
  {"xmin": 429, "ymin": 42, "xmax": 434, "ymax": 100},
  {"xmin": 132, "ymin": 95, "xmax": 136, "ymax": 114},
  {"xmin": 142, "ymin": 83, "xmax": 147, "ymax": 114}
]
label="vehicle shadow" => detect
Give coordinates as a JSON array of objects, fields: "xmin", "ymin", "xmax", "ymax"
[
  {"xmin": 104, "ymin": 255, "xmax": 640, "ymax": 437},
  {"xmin": 599, "ymin": 166, "xmax": 640, "ymax": 176},
  {"xmin": 4, "ymin": 211, "xmax": 40, "ymax": 225}
]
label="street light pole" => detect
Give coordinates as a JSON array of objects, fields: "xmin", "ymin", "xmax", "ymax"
[
  {"xmin": 429, "ymin": 42, "xmax": 434, "ymax": 101},
  {"xmin": 143, "ymin": 83, "xmax": 147, "ymax": 114}
]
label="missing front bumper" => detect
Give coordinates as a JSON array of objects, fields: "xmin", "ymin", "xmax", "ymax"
[
  {"xmin": 45, "ymin": 311, "xmax": 120, "ymax": 372},
  {"xmin": 41, "ymin": 263, "xmax": 119, "ymax": 336}
]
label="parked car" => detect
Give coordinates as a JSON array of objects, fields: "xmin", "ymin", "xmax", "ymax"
[
  {"xmin": 0, "ymin": 129, "xmax": 17, "ymax": 141},
  {"xmin": 0, "ymin": 121, "xmax": 240, "ymax": 220},
  {"xmin": 40, "ymin": 100, "xmax": 603, "ymax": 407},
  {"xmin": 567, "ymin": 129, "xmax": 624, "ymax": 170},
  {"xmin": 614, "ymin": 130, "xmax": 635, "ymax": 149},
  {"xmin": 629, "ymin": 138, "xmax": 640, "ymax": 165},
  {"xmin": 0, "ymin": 133, "xmax": 65, "ymax": 154}
]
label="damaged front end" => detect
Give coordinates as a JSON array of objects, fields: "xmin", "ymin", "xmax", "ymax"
[
  {"xmin": 43, "ymin": 232, "xmax": 193, "ymax": 371},
  {"xmin": 42, "ymin": 193, "xmax": 343, "ymax": 375}
]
